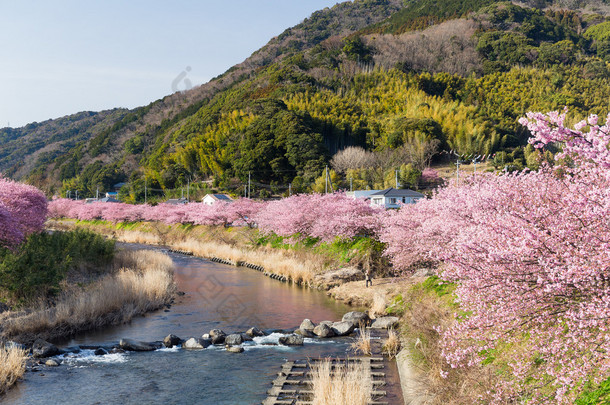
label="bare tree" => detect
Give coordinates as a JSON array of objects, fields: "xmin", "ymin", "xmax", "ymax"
[{"xmin": 331, "ymin": 146, "xmax": 376, "ymax": 173}]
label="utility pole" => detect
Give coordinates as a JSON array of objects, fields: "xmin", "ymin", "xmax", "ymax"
[
  {"xmin": 325, "ymin": 166, "xmax": 328, "ymax": 194},
  {"xmin": 96, "ymin": 187, "xmax": 99, "ymax": 200},
  {"xmin": 75, "ymin": 190, "xmax": 78, "ymax": 200},
  {"xmin": 144, "ymin": 177, "xmax": 147, "ymax": 204},
  {"xmin": 289, "ymin": 183, "xmax": 292, "ymax": 196},
  {"xmin": 395, "ymin": 169, "xmax": 399, "ymax": 189},
  {"xmin": 187, "ymin": 177, "xmax": 190, "ymax": 202},
  {"xmin": 456, "ymin": 159, "xmax": 461, "ymax": 184},
  {"xmin": 350, "ymin": 177, "xmax": 353, "ymax": 192},
  {"xmin": 248, "ymin": 172, "xmax": 251, "ymax": 199}
]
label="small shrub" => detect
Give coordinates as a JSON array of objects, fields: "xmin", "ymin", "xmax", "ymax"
[
  {"xmin": 0, "ymin": 345, "xmax": 27, "ymax": 394},
  {"xmin": 350, "ymin": 323, "xmax": 372, "ymax": 355},
  {"xmin": 382, "ymin": 329, "xmax": 401, "ymax": 358}
]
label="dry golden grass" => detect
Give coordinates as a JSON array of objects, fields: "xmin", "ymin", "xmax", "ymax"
[
  {"xmin": 0, "ymin": 345, "xmax": 27, "ymax": 394},
  {"xmin": 382, "ymin": 329, "xmax": 401, "ymax": 358},
  {"xmin": 310, "ymin": 359, "xmax": 372, "ymax": 405},
  {"xmin": 399, "ymin": 281, "xmax": 500, "ymax": 404},
  {"xmin": 2, "ymin": 250, "xmax": 176, "ymax": 343},
  {"xmin": 48, "ymin": 220, "xmax": 326, "ymax": 285},
  {"xmin": 370, "ymin": 292, "xmax": 387, "ymax": 318},
  {"xmin": 350, "ymin": 324, "xmax": 372, "ymax": 356}
]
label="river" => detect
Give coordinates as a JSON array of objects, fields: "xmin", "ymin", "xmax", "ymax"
[{"xmin": 3, "ymin": 244, "xmax": 355, "ymax": 404}]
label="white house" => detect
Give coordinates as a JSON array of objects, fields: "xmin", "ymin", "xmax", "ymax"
[
  {"xmin": 202, "ymin": 193, "xmax": 233, "ymax": 206},
  {"xmin": 369, "ymin": 188, "xmax": 424, "ymax": 209}
]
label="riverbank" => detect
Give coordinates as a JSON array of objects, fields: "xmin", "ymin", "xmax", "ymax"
[
  {"xmin": 0, "ymin": 249, "xmax": 176, "ymax": 345},
  {"xmin": 47, "ymin": 219, "xmax": 381, "ymax": 288},
  {"xmin": 46, "ymin": 219, "xmax": 447, "ymax": 403}
]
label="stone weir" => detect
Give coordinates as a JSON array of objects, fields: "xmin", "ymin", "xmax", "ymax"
[{"xmin": 262, "ymin": 327, "xmax": 404, "ymax": 405}]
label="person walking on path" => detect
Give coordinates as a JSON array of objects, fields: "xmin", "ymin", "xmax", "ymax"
[{"xmin": 365, "ymin": 268, "xmax": 373, "ymax": 288}]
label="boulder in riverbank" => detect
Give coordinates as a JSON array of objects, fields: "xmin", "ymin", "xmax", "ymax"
[
  {"xmin": 163, "ymin": 334, "xmax": 182, "ymax": 348},
  {"xmin": 331, "ymin": 321, "xmax": 355, "ymax": 336},
  {"xmin": 226, "ymin": 346, "xmax": 244, "ymax": 353},
  {"xmin": 209, "ymin": 329, "xmax": 227, "ymax": 344},
  {"xmin": 295, "ymin": 328, "xmax": 315, "ymax": 337},
  {"xmin": 45, "ymin": 359, "xmax": 60, "ymax": 367},
  {"xmin": 313, "ymin": 323, "xmax": 335, "ymax": 338},
  {"xmin": 278, "ymin": 334, "xmax": 304, "ymax": 346},
  {"xmin": 183, "ymin": 337, "xmax": 212, "ymax": 350},
  {"xmin": 314, "ymin": 267, "xmax": 364, "ymax": 289},
  {"xmin": 246, "ymin": 327, "xmax": 266, "ymax": 337},
  {"xmin": 32, "ymin": 339, "xmax": 60, "ymax": 358},
  {"xmin": 299, "ymin": 319, "xmax": 315, "ymax": 332},
  {"xmin": 224, "ymin": 334, "xmax": 244, "ymax": 346},
  {"xmin": 94, "ymin": 348, "xmax": 108, "ymax": 356},
  {"xmin": 370, "ymin": 316, "xmax": 400, "ymax": 329},
  {"xmin": 342, "ymin": 311, "xmax": 370, "ymax": 327},
  {"xmin": 119, "ymin": 339, "xmax": 159, "ymax": 352}
]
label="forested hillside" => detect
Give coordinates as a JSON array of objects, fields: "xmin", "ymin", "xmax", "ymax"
[{"xmin": 4, "ymin": 0, "xmax": 610, "ymax": 200}]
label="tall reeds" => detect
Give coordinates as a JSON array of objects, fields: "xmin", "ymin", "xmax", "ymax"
[
  {"xmin": 2, "ymin": 250, "xmax": 175, "ymax": 342},
  {"xmin": 310, "ymin": 359, "xmax": 372, "ymax": 405},
  {"xmin": 0, "ymin": 345, "xmax": 27, "ymax": 394}
]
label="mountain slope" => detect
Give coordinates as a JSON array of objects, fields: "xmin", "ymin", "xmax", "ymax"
[{"xmin": 5, "ymin": 0, "xmax": 610, "ymax": 199}]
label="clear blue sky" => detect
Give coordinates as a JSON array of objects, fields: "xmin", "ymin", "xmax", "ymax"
[{"xmin": 0, "ymin": 0, "xmax": 342, "ymax": 127}]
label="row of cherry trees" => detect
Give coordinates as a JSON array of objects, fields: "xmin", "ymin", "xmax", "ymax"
[
  {"xmin": 44, "ymin": 109, "xmax": 609, "ymax": 402},
  {"xmin": 48, "ymin": 192, "xmax": 383, "ymax": 242},
  {"xmin": 0, "ymin": 176, "xmax": 47, "ymax": 249},
  {"xmin": 380, "ymin": 110, "xmax": 610, "ymax": 403}
]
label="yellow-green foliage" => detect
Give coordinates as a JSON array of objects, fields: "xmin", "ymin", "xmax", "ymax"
[
  {"xmin": 584, "ymin": 21, "xmax": 610, "ymax": 41},
  {"xmin": 285, "ymin": 70, "xmax": 497, "ymax": 155},
  {"xmin": 174, "ymin": 110, "xmax": 256, "ymax": 176}
]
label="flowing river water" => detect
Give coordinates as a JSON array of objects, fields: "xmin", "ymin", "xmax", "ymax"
[{"xmin": 3, "ymin": 244, "xmax": 356, "ymax": 404}]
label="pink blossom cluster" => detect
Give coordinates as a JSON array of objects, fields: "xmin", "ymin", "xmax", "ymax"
[
  {"xmin": 0, "ymin": 176, "xmax": 47, "ymax": 248},
  {"xmin": 381, "ymin": 110, "xmax": 610, "ymax": 403},
  {"xmin": 48, "ymin": 192, "xmax": 381, "ymax": 242},
  {"xmin": 254, "ymin": 193, "xmax": 381, "ymax": 241}
]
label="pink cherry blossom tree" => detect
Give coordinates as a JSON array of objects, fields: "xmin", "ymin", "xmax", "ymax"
[
  {"xmin": 0, "ymin": 176, "xmax": 47, "ymax": 248},
  {"xmin": 380, "ymin": 109, "xmax": 610, "ymax": 403}
]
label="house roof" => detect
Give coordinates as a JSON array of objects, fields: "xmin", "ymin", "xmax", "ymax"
[
  {"xmin": 204, "ymin": 194, "xmax": 232, "ymax": 201},
  {"xmin": 99, "ymin": 197, "xmax": 120, "ymax": 203},
  {"xmin": 166, "ymin": 198, "xmax": 188, "ymax": 205},
  {"xmin": 347, "ymin": 190, "xmax": 380, "ymax": 199},
  {"xmin": 370, "ymin": 188, "xmax": 425, "ymax": 198}
]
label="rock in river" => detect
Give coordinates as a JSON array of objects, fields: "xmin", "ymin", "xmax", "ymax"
[
  {"xmin": 209, "ymin": 329, "xmax": 226, "ymax": 345},
  {"xmin": 163, "ymin": 334, "xmax": 182, "ymax": 348},
  {"xmin": 246, "ymin": 327, "xmax": 266, "ymax": 337},
  {"xmin": 370, "ymin": 316, "xmax": 400, "ymax": 329},
  {"xmin": 119, "ymin": 339, "xmax": 159, "ymax": 352},
  {"xmin": 295, "ymin": 329, "xmax": 315, "ymax": 338},
  {"xmin": 342, "ymin": 311, "xmax": 371, "ymax": 327},
  {"xmin": 45, "ymin": 359, "xmax": 60, "ymax": 367},
  {"xmin": 331, "ymin": 321, "xmax": 355, "ymax": 336},
  {"xmin": 299, "ymin": 319, "xmax": 315, "ymax": 332},
  {"xmin": 226, "ymin": 346, "xmax": 244, "ymax": 353},
  {"xmin": 313, "ymin": 323, "xmax": 335, "ymax": 338},
  {"xmin": 278, "ymin": 334, "xmax": 304, "ymax": 346},
  {"xmin": 183, "ymin": 338, "xmax": 212, "ymax": 350},
  {"xmin": 32, "ymin": 339, "xmax": 60, "ymax": 358},
  {"xmin": 224, "ymin": 334, "xmax": 244, "ymax": 346}
]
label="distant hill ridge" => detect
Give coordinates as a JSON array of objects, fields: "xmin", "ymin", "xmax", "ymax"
[{"xmin": 3, "ymin": 0, "xmax": 610, "ymax": 198}]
